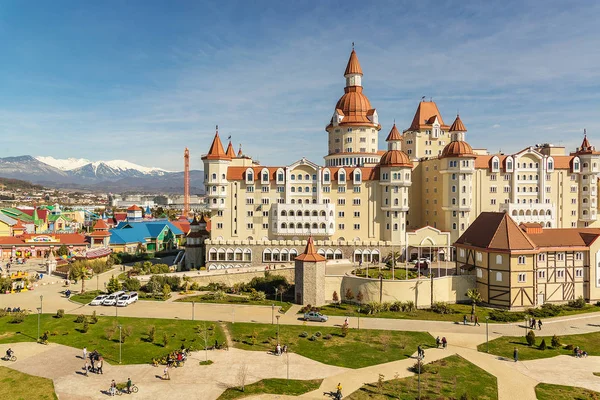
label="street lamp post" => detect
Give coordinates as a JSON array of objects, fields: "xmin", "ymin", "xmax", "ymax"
[
  {"xmin": 272, "ymin": 304, "xmax": 275, "ymax": 325},
  {"xmin": 525, "ymin": 317, "xmax": 528, "ymax": 336},
  {"xmin": 485, "ymin": 316, "xmax": 489, "ymax": 353},
  {"xmin": 357, "ymin": 307, "xmax": 361, "ymax": 330},
  {"xmin": 276, "ymin": 315, "xmax": 280, "ymax": 343},
  {"xmin": 118, "ymin": 325, "xmax": 122, "ymax": 364},
  {"xmin": 96, "ymin": 274, "xmax": 99, "ymax": 292},
  {"xmin": 37, "ymin": 307, "xmax": 42, "ymax": 343},
  {"xmin": 417, "ymin": 355, "xmax": 422, "ymax": 400},
  {"xmin": 286, "ymin": 346, "xmax": 290, "ymax": 384},
  {"xmin": 192, "ymin": 301, "xmax": 195, "ymax": 321},
  {"xmin": 40, "ymin": 295, "xmax": 43, "ymax": 315}
]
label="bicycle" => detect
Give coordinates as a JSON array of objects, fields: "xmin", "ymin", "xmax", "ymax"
[
  {"xmin": 116, "ymin": 384, "xmax": 138, "ymax": 395},
  {"xmin": 2, "ymin": 355, "xmax": 16, "ymax": 362}
]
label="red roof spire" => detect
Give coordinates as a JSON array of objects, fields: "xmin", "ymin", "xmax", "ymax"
[
  {"xmin": 295, "ymin": 236, "xmax": 326, "ymax": 262},
  {"xmin": 225, "ymin": 140, "xmax": 236, "ymax": 158},
  {"xmin": 344, "ymin": 48, "xmax": 363, "ymax": 76},
  {"xmin": 237, "ymin": 144, "xmax": 243, "ymax": 158},
  {"xmin": 202, "ymin": 125, "xmax": 229, "ymax": 160},
  {"xmin": 385, "ymin": 123, "xmax": 402, "ymax": 141},
  {"xmin": 449, "ymin": 114, "xmax": 467, "ymax": 132},
  {"xmin": 581, "ymin": 129, "xmax": 591, "ymax": 150}
]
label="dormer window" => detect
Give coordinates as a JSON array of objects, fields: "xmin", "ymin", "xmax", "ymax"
[
  {"xmin": 276, "ymin": 169, "xmax": 284, "ymax": 183},
  {"xmin": 353, "ymin": 169, "xmax": 362, "ymax": 185},
  {"xmin": 547, "ymin": 157, "xmax": 554, "ymax": 171},
  {"xmin": 323, "ymin": 170, "xmax": 331, "ymax": 183},
  {"xmin": 339, "ymin": 169, "xmax": 346, "ymax": 184},
  {"xmin": 574, "ymin": 158, "xmax": 580, "ymax": 172},
  {"xmin": 246, "ymin": 169, "xmax": 254, "ymax": 184}
]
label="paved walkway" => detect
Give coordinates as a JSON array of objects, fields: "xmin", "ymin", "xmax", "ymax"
[{"xmin": 2, "ymin": 270, "xmax": 600, "ymax": 399}]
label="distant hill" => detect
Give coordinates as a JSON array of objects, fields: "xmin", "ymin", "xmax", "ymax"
[{"xmin": 0, "ymin": 177, "xmax": 44, "ymax": 191}]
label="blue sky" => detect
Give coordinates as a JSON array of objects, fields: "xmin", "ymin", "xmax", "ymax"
[{"xmin": 1, "ymin": 1, "xmax": 599, "ymax": 171}]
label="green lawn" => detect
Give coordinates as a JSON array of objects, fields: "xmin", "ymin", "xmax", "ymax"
[
  {"xmin": 0, "ymin": 314, "xmax": 225, "ymax": 365},
  {"xmin": 355, "ymin": 268, "xmax": 418, "ymax": 280},
  {"xmin": 218, "ymin": 378, "xmax": 322, "ymax": 400},
  {"xmin": 176, "ymin": 294, "xmax": 293, "ymax": 312},
  {"xmin": 319, "ymin": 302, "xmax": 490, "ymax": 323},
  {"xmin": 535, "ymin": 383, "xmax": 600, "ymax": 400},
  {"xmin": 348, "ymin": 355, "xmax": 497, "ymax": 400},
  {"xmin": 0, "ymin": 366, "xmax": 57, "ymax": 400},
  {"xmin": 228, "ymin": 322, "xmax": 434, "ymax": 369},
  {"xmin": 478, "ymin": 331, "xmax": 600, "ymax": 360}
]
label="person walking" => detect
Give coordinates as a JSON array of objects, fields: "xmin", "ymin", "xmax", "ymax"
[
  {"xmin": 474, "ymin": 315, "xmax": 481, "ymax": 326},
  {"xmin": 97, "ymin": 358, "xmax": 103, "ymax": 375},
  {"xmin": 110, "ymin": 380, "xmax": 117, "ymax": 396},
  {"xmin": 463, "ymin": 315, "xmax": 468, "ymax": 325},
  {"xmin": 513, "ymin": 347, "xmax": 518, "ymax": 362},
  {"xmin": 83, "ymin": 360, "xmax": 89, "ymax": 377},
  {"xmin": 163, "ymin": 365, "xmax": 170, "ymax": 380},
  {"xmin": 82, "ymin": 347, "xmax": 87, "ymax": 361},
  {"xmin": 538, "ymin": 319, "xmax": 542, "ymax": 330},
  {"xmin": 336, "ymin": 382, "xmax": 343, "ymax": 400},
  {"xmin": 435, "ymin": 336, "xmax": 441, "ymax": 348},
  {"xmin": 441, "ymin": 337, "xmax": 447, "ymax": 349},
  {"xmin": 127, "ymin": 378, "xmax": 132, "ymax": 394},
  {"xmin": 531, "ymin": 318, "xmax": 536, "ymax": 330}
]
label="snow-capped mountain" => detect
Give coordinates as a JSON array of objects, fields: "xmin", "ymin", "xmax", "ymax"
[
  {"xmin": 0, "ymin": 155, "xmax": 203, "ymax": 192},
  {"xmin": 35, "ymin": 156, "xmax": 170, "ymax": 174}
]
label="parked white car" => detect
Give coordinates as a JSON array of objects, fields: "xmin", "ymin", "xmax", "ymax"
[
  {"xmin": 90, "ymin": 295, "xmax": 107, "ymax": 306},
  {"xmin": 116, "ymin": 292, "xmax": 139, "ymax": 307},
  {"xmin": 102, "ymin": 291, "xmax": 126, "ymax": 306}
]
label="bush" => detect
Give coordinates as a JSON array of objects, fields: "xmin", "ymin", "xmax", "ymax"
[
  {"xmin": 82, "ymin": 320, "xmax": 89, "ymax": 333},
  {"xmin": 144, "ymin": 275, "xmax": 181, "ymax": 293},
  {"xmin": 90, "ymin": 310, "xmax": 98, "ymax": 324},
  {"xmin": 309, "ymin": 335, "xmax": 317, "ymax": 341},
  {"xmin": 324, "ymin": 334, "xmax": 332, "ymax": 340},
  {"xmin": 488, "ymin": 309, "xmax": 525, "ymax": 322},
  {"xmin": 410, "ymin": 361, "xmax": 428, "ymax": 374},
  {"xmin": 565, "ymin": 344, "xmax": 574, "ymax": 350},
  {"xmin": 528, "ymin": 303, "xmax": 562, "ymax": 318},
  {"xmin": 299, "ymin": 331, "xmax": 309, "ymax": 338},
  {"xmin": 211, "ymin": 290, "xmax": 227, "ymax": 301},
  {"xmin": 162, "ymin": 332, "xmax": 169, "ymax": 347},
  {"xmin": 430, "ymin": 302, "xmax": 453, "ymax": 314},
  {"xmin": 148, "ymin": 326, "xmax": 156, "ymax": 343},
  {"xmin": 106, "ymin": 275, "xmax": 122, "ymax": 293},
  {"xmin": 300, "ymin": 304, "xmax": 320, "ymax": 313},
  {"xmin": 122, "ymin": 277, "xmax": 141, "ymax": 292},
  {"xmin": 356, "ymin": 290, "xmax": 364, "ymax": 304},
  {"xmin": 190, "ymin": 282, "xmax": 200, "ymax": 291},
  {"xmin": 567, "ymin": 296, "xmax": 586, "ymax": 309},
  {"xmin": 539, "ymin": 338, "xmax": 547, "ymax": 350},
  {"xmin": 162, "ymin": 284, "xmax": 172, "ymax": 299},
  {"xmin": 75, "ymin": 314, "xmax": 86, "ymax": 323},
  {"xmin": 248, "ymin": 289, "xmax": 266, "ymax": 301},
  {"xmin": 344, "ymin": 288, "xmax": 354, "ymax": 302},
  {"xmin": 0, "ymin": 277, "xmax": 12, "ymax": 293},
  {"xmin": 56, "ymin": 309, "xmax": 64, "ymax": 318},
  {"xmin": 315, "ymin": 331, "xmax": 322, "ymax": 337},
  {"xmin": 10, "ymin": 312, "xmax": 26, "ymax": 324},
  {"xmin": 526, "ymin": 330, "xmax": 536, "ymax": 346},
  {"xmin": 551, "ymin": 335, "xmax": 561, "ymax": 348}
]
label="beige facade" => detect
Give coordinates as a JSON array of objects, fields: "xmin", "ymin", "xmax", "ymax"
[{"xmin": 198, "ymin": 49, "xmax": 600, "ymax": 277}]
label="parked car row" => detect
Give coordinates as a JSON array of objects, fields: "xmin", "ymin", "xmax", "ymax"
[{"xmin": 90, "ymin": 291, "xmax": 138, "ymax": 307}]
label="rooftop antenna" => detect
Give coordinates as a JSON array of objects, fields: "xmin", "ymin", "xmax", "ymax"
[
  {"xmin": 421, "ymin": 96, "xmax": 426, "ymax": 102},
  {"xmin": 430, "ymin": 97, "xmax": 433, "ymax": 102},
  {"xmin": 352, "ymin": 42, "xmax": 355, "ymax": 50}
]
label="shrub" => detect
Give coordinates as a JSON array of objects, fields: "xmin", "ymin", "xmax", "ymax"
[
  {"xmin": 144, "ymin": 275, "xmax": 181, "ymax": 293},
  {"xmin": 390, "ymin": 301, "xmax": 402, "ymax": 312},
  {"xmin": 190, "ymin": 282, "xmax": 200, "ymax": 291},
  {"xmin": 344, "ymin": 288, "xmax": 354, "ymax": 302},
  {"xmin": 526, "ymin": 330, "xmax": 536, "ymax": 346},
  {"xmin": 332, "ymin": 291, "xmax": 339, "ymax": 305},
  {"xmin": 247, "ymin": 274, "xmax": 289, "ymax": 296},
  {"xmin": 90, "ymin": 310, "xmax": 98, "ymax": 324},
  {"xmin": 148, "ymin": 326, "xmax": 156, "ymax": 343},
  {"xmin": 0, "ymin": 277, "xmax": 12, "ymax": 293},
  {"xmin": 488, "ymin": 309, "xmax": 525, "ymax": 322},
  {"xmin": 56, "ymin": 309, "xmax": 64, "ymax": 318},
  {"xmin": 431, "ymin": 302, "xmax": 453, "ymax": 314},
  {"xmin": 299, "ymin": 331, "xmax": 309, "ymax": 338},
  {"xmin": 528, "ymin": 303, "xmax": 562, "ymax": 318},
  {"xmin": 551, "ymin": 334, "xmax": 561, "ymax": 348},
  {"xmin": 567, "ymin": 296, "xmax": 586, "ymax": 309},
  {"xmin": 356, "ymin": 290, "xmax": 364, "ymax": 303},
  {"xmin": 162, "ymin": 332, "xmax": 169, "ymax": 347},
  {"xmin": 40, "ymin": 330, "xmax": 49, "ymax": 344},
  {"xmin": 122, "ymin": 277, "xmax": 141, "ymax": 292},
  {"xmin": 82, "ymin": 320, "xmax": 89, "ymax": 333},
  {"xmin": 315, "ymin": 331, "xmax": 322, "ymax": 337},
  {"xmin": 309, "ymin": 335, "xmax": 317, "ymax": 341},
  {"xmin": 341, "ymin": 324, "xmax": 349, "ymax": 337},
  {"xmin": 211, "ymin": 290, "xmax": 227, "ymax": 301},
  {"xmin": 10, "ymin": 312, "xmax": 26, "ymax": 324},
  {"xmin": 324, "ymin": 334, "xmax": 332, "ymax": 340},
  {"xmin": 248, "ymin": 289, "xmax": 266, "ymax": 301},
  {"xmin": 403, "ymin": 301, "xmax": 416, "ymax": 312},
  {"xmin": 410, "ymin": 361, "xmax": 428, "ymax": 374},
  {"xmin": 106, "ymin": 275, "xmax": 122, "ymax": 293},
  {"xmin": 75, "ymin": 314, "xmax": 86, "ymax": 323},
  {"xmin": 162, "ymin": 284, "xmax": 172, "ymax": 299},
  {"xmin": 565, "ymin": 344, "xmax": 574, "ymax": 350},
  {"xmin": 539, "ymin": 339, "xmax": 547, "ymax": 350}
]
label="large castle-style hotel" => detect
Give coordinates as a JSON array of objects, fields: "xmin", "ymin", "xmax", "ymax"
[{"xmin": 188, "ymin": 49, "xmax": 600, "ymax": 277}]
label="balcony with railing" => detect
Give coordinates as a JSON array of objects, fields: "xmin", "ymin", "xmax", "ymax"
[
  {"xmin": 271, "ymin": 203, "xmax": 336, "ymax": 236},
  {"xmin": 500, "ymin": 203, "xmax": 555, "ymax": 227}
]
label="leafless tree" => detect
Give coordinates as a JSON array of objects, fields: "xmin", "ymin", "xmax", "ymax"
[{"xmin": 237, "ymin": 364, "xmax": 249, "ymax": 392}]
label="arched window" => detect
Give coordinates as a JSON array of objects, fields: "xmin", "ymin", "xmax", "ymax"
[
  {"xmin": 320, "ymin": 223, "xmax": 326, "ymax": 229},
  {"xmin": 291, "ymin": 187, "xmax": 296, "ymax": 193},
  {"xmin": 320, "ymin": 210, "xmax": 326, "ymax": 216},
  {"xmin": 211, "ymin": 173, "xmax": 217, "ymax": 180},
  {"xmin": 281, "ymin": 210, "xmax": 287, "ymax": 216},
  {"xmin": 304, "ymin": 223, "xmax": 310, "ymax": 229},
  {"xmin": 296, "ymin": 210, "xmax": 302, "ymax": 216},
  {"xmin": 304, "ymin": 210, "xmax": 310, "ymax": 216},
  {"xmin": 312, "ymin": 223, "xmax": 318, "ymax": 229},
  {"xmin": 281, "ymin": 223, "xmax": 287, "ymax": 229},
  {"xmin": 496, "ymin": 255, "xmax": 502, "ymax": 264}
]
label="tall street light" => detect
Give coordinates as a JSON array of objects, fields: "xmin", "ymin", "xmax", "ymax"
[
  {"xmin": 485, "ymin": 316, "xmax": 489, "ymax": 353},
  {"xmin": 417, "ymin": 354, "xmax": 423, "ymax": 400},
  {"xmin": 192, "ymin": 301, "xmax": 195, "ymax": 321},
  {"xmin": 37, "ymin": 306, "xmax": 42, "ymax": 343},
  {"xmin": 271, "ymin": 304, "xmax": 275, "ymax": 325},
  {"xmin": 276, "ymin": 315, "xmax": 280, "ymax": 343},
  {"xmin": 357, "ymin": 307, "xmax": 361, "ymax": 330}
]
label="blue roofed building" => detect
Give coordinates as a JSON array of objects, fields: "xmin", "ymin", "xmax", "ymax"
[{"xmin": 109, "ymin": 219, "xmax": 184, "ymax": 254}]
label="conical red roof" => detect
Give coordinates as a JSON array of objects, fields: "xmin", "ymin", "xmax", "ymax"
[
  {"xmin": 225, "ymin": 141, "xmax": 236, "ymax": 158},
  {"xmin": 202, "ymin": 128, "xmax": 230, "ymax": 160},
  {"xmin": 93, "ymin": 219, "xmax": 108, "ymax": 230},
  {"xmin": 386, "ymin": 124, "xmax": 402, "ymax": 141},
  {"xmin": 344, "ymin": 49, "xmax": 363, "ymax": 76},
  {"xmin": 295, "ymin": 237, "xmax": 326, "ymax": 262},
  {"xmin": 449, "ymin": 115, "xmax": 467, "ymax": 132}
]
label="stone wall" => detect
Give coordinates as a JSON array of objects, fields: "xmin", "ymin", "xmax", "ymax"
[
  {"xmin": 324, "ymin": 274, "xmax": 475, "ymax": 308},
  {"xmin": 186, "ymin": 267, "xmax": 295, "ymax": 287}
]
